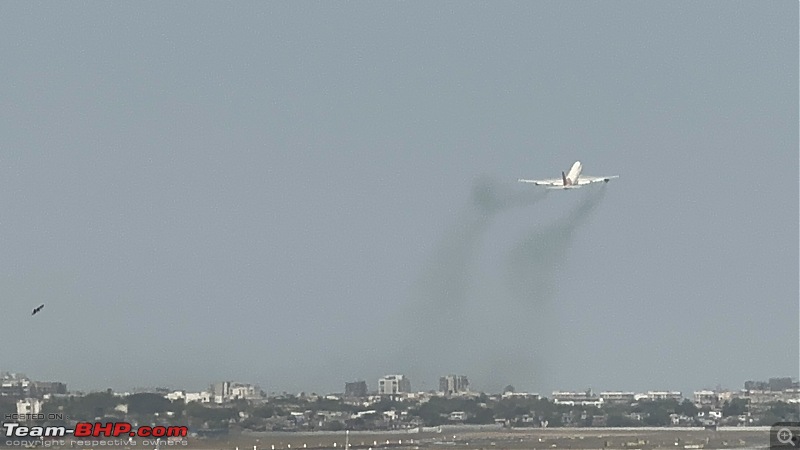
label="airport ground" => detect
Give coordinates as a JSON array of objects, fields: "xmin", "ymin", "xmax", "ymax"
[
  {"xmin": 0, "ymin": 427, "xmax": 774, "ymax": 450},
  {"xmin": 179, "ymin": 427, "xmax": 771, "ymax": 450}
]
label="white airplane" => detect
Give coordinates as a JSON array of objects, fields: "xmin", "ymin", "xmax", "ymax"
[{"xmin": 518, "ymin": 161, "xmax": 618, "ymax": 190}]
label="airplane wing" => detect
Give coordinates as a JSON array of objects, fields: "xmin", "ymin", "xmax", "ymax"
[
  {"xmin": 518, "ymin": 178, "xmax": 564, "ymax": 186},
  {"xmin": 575, "ymin": 175, "xmax": 619, "ymax": 185}
]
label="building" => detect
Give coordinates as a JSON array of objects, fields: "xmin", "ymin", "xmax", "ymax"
[
  {"xmin": 132, "ymin": 387, "xmax": 171, "ymax": 394},
  {"xmin": 211, "ymin": 382, "xmax": 230, "ymax": 403},
  {"xmin": 599, "ymin": 392, "xmax": 635, "ymax": 404},
  {"xmin": 210, "ymin": 381, "xmax": 261, "ymax": 403},
  {"xmin": 501, "ymin": 391, "xmax": 540, "ymax": 399},
  {"xmin": 0, "ymin": 373, "xmax": 31, "ymax": 398},
  {"xmin": 694, "ymin": 390, "xmax": 718, "ymax": 407},
  {"xmin": 744, "ymin": 380, "xmax": 769, "ymax": 391},
  {"xmin": 644, "ymin": 391, "xmax": 682, "ymax": 402},
  {"xmin": 378, "ymin": 375, "xmax": 410, "ymax": 395},
  {"xmin": 185, "ymin": 391, "xmax": 211, "ymax": 403},
  {"xmin": 439, "ymin": 375, "xmax": 469, "ymax": 395},
  {"xmin": 165, "ymin": 390, "xmax": 185, "ymax": 401},
  {"xmin": 769, "ymin": 378, "xmax": 794, "ymax": 392},
  {"xmin": 30, "ymin": 381, "xmax": 67, "ymax": 397},
  {"xmin": 744, "ymin": 378, "xmax": 797, "ymax": 392},
  {"xmin": 448, "ymin": 411, "xmax": 467, "ymax": 422},
  {"xmin": 716, "ymin": 390, "xmax": 735, "ymax": 402},
  {"xmin": 741, "ymin": 389, "xmax": 799, "ymax": 404},
  {"xmin": 552, "ymin": 390, "xmax": 603, "ymax": 407},
  {"xmin": 229, "ymin": 383, "xmax": 260, "ymax": 400},
  {"xmin": 16, "ymin": 398, "xmax": 43, "ymax": 415},
  {"xmin": 345, "ymin": 381, "xmax": 368, "ymax": 398}
]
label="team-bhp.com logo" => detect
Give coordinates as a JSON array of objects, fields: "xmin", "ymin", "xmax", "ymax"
[{"xmin": 3, "ymin": 422, "xmax": 188, "ymax": 438}]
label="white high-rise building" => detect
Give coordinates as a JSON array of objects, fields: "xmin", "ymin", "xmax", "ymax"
[{"xmin": 378, "ymin": 375, "xmax": 410, "ymax": 395}]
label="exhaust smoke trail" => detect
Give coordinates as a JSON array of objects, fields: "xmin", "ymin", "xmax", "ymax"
[
  {"xmin": 414, "ymin": 177, "xmax": 548, "ymax": 315},
  {"xmin": 495, "ymin": 186, "xmax": 608, "ymax": 391},
  {"xmin": 388, "ymin": 180, "xmax": 607, "ymax": 392},
  {"xmin": 394, "ymin": 177, "xmax": 547, "ymax": 378},
  {"xmin": 505, "ymin": 185, "xmax": 607, "ymax": 305}
]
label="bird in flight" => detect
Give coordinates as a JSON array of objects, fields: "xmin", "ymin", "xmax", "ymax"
[{"xmin": 31, "ymin": 304, "xmax": 45, "ymax": 316}]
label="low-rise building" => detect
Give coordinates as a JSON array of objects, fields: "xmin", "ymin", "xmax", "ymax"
[
  {"xmin": 1, "ymin": 373, "xmax": 31, "ymax": 398},
  {"xmin": 210, "ymin": 381, "xmax": 261, "ymax": 403},
  {"xmin": 552, "ymin": 391, "xmax": 603, "ymax": 407},
  {"xmin": 599, "ymin": 392, "xmax": 635, "ymax": 404},
  {"xmin": 448, "ymin": 411, "xmax": 466, "ymax": 422},
  {"xmin": 694, "ymin": 390, "xmax": 718, "ymax": 407},
  {"xmin": 744, "ymin": 378, "xmax": 798, "ymax": 392},
  {"xmin": 644, "ymin": 391, "xmax": 682, "ymax": 402},
  {"xmin": 185, "ymin": 391, "xmax": 212, "ymax": 403},
  {"xmin": 501, "ymin": 392, "xmax": 540, "ymax": 399},
  {"xmin": 670, "ymin": 413, "xmax": 694, "ymax": 426},
  {"xmin": 165, "ymin": 390, "xmax": 185, "ymax": 401},
  {"xmin": 229, "ymin": 383, "xmax": 260, "ymax": 400},
  {"xmin": 16, "ymin": 398, "xmax": 43, "ymax": 416},
  {"xmin": 30, "ymin": 381, "xmax": 67, "ymax": 398},
  {"xmin": 742, "ymin": 389, "xmax": 797, "ymax": 404}
]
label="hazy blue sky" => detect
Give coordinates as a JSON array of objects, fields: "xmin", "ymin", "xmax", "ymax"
[{"xmin": 0, "ymin": 1, "xmax": 796, "ymax": 396}]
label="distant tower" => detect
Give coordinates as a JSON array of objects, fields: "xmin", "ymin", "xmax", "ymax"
[
  {"xmin": 378, "ymin": 375, "xmax": 410, "ymax": 395},
  {"xmin": 345, "ymin": 381, "xmax": 367, "ymax": 398},
  {"xmin": 439, "ymin": 375, "xmax": 469, "ymax": 395}
]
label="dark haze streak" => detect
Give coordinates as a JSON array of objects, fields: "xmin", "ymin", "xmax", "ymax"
[
  {"xmin": 505, "ymin": 185, "xmax": 607, "ymax": 305},
  {"xmin": 393, "ymin": 177, "xmax": 548, "ymax": 381},
  {"xmin": 415, "ymin": 177, "xmax": 548, "ymax": 314},
  {"xmin": 391, "ymin": 183, "xmax": 607, "ymax": 391}
]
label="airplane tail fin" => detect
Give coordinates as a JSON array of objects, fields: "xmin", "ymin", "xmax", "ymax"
[{"xmin": 561, "ymin": 171, "xmax": 568, "ymax": 186}]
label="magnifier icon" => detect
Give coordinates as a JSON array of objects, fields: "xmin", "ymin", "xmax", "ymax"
[{"xmin": 777, "ymin": 428, "xmax": 795, "ymax": 445}]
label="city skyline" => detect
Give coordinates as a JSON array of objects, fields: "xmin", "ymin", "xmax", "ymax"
[
  {"xmin": 4, "ymin": 369, "xmax": 797, "ymax": 432},
  {"xmin": 3, "ymin": 370, "xmax": 797, "ymax": 399}
]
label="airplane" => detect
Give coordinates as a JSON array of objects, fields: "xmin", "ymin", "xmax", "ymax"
[
  {"xmin": 31, "ymin": 304, "xmax": 44, "ymax": 316},
  {"xmin": 518, "ymin": 161, "xmax": 618, "ymax": 190}
]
